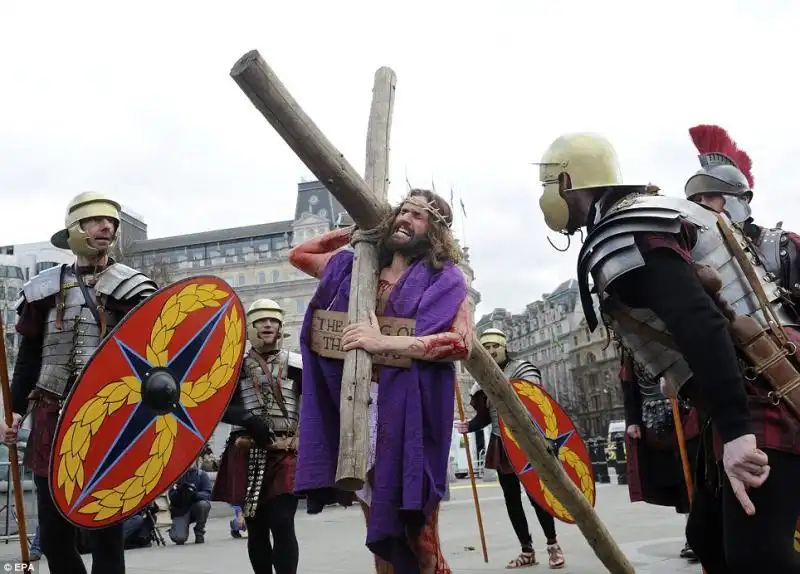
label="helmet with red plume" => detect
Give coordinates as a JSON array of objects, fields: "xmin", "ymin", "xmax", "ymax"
[{"xmin": 684, "ymin": 124, "xmax": 754, "ymax": 223}]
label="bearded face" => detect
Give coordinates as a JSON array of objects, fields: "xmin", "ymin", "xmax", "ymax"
[{"xmin": 384, "ymin": 201, "xmax": 432, "ymax": 255}]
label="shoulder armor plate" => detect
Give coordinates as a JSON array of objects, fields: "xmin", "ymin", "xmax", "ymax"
[
  {"xmin": 754, "ymin": 227, "xmax": 785, "ymax": 278},
  {"xmin": 578, "ymin": 194, "xmax": 710, "ymax": 331},
  {"xmin": 505, "ymin": 359, "xmax": 541, "ymax": 382},
  {"xmin": 22, "ymin": 265, "xmax": 65, "ymax": 303},
  {"xmin": 279, "ymin": 349, "xmax": 303, "ymax": 370},
  {"xmin": 96, "ymin": 264, "xmax": 158, "ymax": 301}
]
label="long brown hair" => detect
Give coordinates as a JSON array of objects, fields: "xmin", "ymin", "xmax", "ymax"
[{"xmin": 375, "ymin": 189, "xmax": 462, "ymax": 270}]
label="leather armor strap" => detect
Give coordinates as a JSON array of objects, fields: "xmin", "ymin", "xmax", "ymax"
[
  {"xmin": 74, "ymin": 264, "xmax": 108, "ymax": 338},
  {"xmin": 55, "ymin": 264, "xmax": 68, "ymax": 330},
  {"xmin": 716, "ymin": 215, "xmax": 800, "ymax": 418},
  {"xmin": 248, "ymin": 350, "xmax": 293, "ymax": 429},
  {"xmin": 243, "ymin": 446, "xmax": 268, "ymax": 517}
]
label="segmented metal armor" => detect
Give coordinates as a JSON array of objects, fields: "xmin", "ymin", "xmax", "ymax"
[
  {"xmin": 750, "ymin": 226, "xmax": 800, "ymax": 301},
  {"xmin": 17, "ymin": 263, "xmax": 157, "ymax": 399},
  {"xmin": 578, "ymin": 193, "xmax": 800, "ymax": 394},
  {"xmin": 627, "ymin": 354, "xmax": 690, "ymax": 435},
  {"xmin": 239, "ymin": 349, "xmax": 302, "ymax": 516},
  {"xmin": 471, "ymin": 359, "xmax": 541, "ymax": 437}
]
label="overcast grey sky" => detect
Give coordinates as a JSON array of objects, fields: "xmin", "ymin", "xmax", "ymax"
[{"xmin": 2, "ymin": 1, "xmax": 798, "ymax": 319}]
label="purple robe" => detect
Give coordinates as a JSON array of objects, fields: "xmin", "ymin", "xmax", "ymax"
[{"xmin": 295, "ymin": 250, "xmax": 466, "ymax": 556}]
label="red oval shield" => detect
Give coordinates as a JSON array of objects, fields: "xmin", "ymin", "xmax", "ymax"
[
  {"xmin": 498, "ymin": 379, "xmax": 596, "ymax": 524},
  {"xmin": 49, "ymin": 276, "xmax": 246, "ymax": 528}
]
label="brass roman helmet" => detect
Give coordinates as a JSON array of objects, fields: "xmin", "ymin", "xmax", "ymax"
[
  {"xmin": 51, "ymin": 191, "xmax": 121, "ymax": 257},
  {"xmin": 537, "ymin": 133, "xmax": 624, "ymax": 233},
  {"xmin": 479, "ymin": 328, "xmax": 508, "ymax": 347},
  {"xmin": 247, "ymin": 298, "xmax": 284, "ymax": 349}
]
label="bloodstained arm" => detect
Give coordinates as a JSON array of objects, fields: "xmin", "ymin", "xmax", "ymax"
[
  {"xmin": 378, "ymin": 295, "xmax": 473, "ymax": 362},
  {"xmin": 288, "ymin": 227, "xmax": 353, "ymax": 279}
]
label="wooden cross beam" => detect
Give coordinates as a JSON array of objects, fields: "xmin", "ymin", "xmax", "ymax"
[{"xmin": 229, "ymin": 49, "xmax": 634, "ymax": 574}]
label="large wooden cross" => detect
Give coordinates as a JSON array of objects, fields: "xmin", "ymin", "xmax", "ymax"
[{"xmin": 230, "ymin": 50, "xmax": 634, "ymax": 574}]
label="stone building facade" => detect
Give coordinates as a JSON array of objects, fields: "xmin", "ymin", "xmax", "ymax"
[
  {"xmin": 475, "ymin": 280, "xmax": 624, "ymax": 438},
  {"xmin": 567, "ymin": 304, "xmax": 625, "ymax": 438}
]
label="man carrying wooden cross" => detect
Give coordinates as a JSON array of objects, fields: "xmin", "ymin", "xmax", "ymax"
[{"xmin": 289, "ymin": 188, "xmax": 472, "ymax": 574}]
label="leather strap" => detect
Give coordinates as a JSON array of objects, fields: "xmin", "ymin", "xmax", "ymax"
[
  {"xmin": 248, "ymin": 350, "xmax": 292, "ymax": 427},
  {"xmin": 74, "ymin": 264, "xmax": 107, "ymax": 338},
  {"xmin": 55, "ymin": 264, "xmax": 68, "ymax": 330}
]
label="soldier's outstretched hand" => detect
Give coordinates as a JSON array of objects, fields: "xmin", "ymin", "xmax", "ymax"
[
  {"xmin": 0, "ymin": 413, "xmax": 21, "ymax": 445},
  {"xmin": 722, "ymin": 433, "xmax": 770, "ymax": 516}
]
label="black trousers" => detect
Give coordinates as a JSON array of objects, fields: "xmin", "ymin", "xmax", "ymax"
[
  {"xmin": 34, "ymin": 475, "xmax": 125, "ymax": 574},
  {"xmin": 686, "ymin": 448, "xmax": 800, "ymax": 573},
  {"xmin": 498, "ymin": 470, "xmax": 558, "ymax": 549},
  {"xmin": 245, "ymin": 493, "xmax": 299, "ymax": 574}
]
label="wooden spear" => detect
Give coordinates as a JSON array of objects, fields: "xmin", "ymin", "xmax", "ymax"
[
  {"xmin": 454, "ymin": 379, "xmax": 488, "ymax": 563},
  {"xmin": 670, "ymin": 399, "xmax": 708, "ymax": 574},
  {"xmin": 0, "ymin": 317, "xmax": 29, "ymax": 565},
  {"xmin": 229, "ymin": 49, "xmax": 634, "ymax": 574}
]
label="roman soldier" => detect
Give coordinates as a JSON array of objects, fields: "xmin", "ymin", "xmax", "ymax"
[
  {"xmin": 684, "ymin": 124, "xmax": 800, "ymax": 307},
  {"xmin": 456, "ymin": 328, "xmax": 566, "ymax": 569},
  {"xmin": 683, "ymin": 123, "xmax": 800, "ymax": 556},
  {"xmin": 0, "ymin": 191, "xmax": 158, "ymax": 574},
  {"xmin": 213, "ymin": 298, "xmax": 303, "ymax": 574},
  {"xmin": 536, "ymin": 132, "xmax": 800, "ymax": 572}
]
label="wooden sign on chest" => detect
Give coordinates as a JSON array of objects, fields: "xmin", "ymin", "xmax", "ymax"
[{"xmin": 309, "ymin": 308, "xmax": 415, "ymax": 369}]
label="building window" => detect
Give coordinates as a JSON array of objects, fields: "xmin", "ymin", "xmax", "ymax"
[
  {"xmin": 272, "ymin": 270, "xmax": 280, "ymax": 283},
  {"xmin": 238, "ymin": 274, "xmax": 246, "ymax": 286},
  {"xmin": 225, "ymin": 247, "xmax": 237, "ymax": 264},
  {"xmin": 258, "ymin": 271, "xmax": 266, "ymax": 284},
  {"xmin": 296, "ymin": 298, "xmax": 306, "ymax": 315},
  {"xmin": 224, "ymin": 277, "xmax": 234, "ymax": 286}
]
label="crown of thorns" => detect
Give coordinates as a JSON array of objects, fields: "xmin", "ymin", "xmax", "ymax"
[{"xmin": 400, "ymin": 192, "xmax": 452, "ymax": 228}]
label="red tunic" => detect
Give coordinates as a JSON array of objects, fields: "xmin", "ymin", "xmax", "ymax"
[
  {"xmin": 211, "ymin": 432, "xmax": 297, "ymax": 506},
  {"xmin": 361, "ymin": 502, "xmax": 450, "ymax": 574},
  {"xmin": 619, "ymin": 350, "xmax": 699, "ymax": 513},
  {"xmin": 468, "ymin": 390, "xmax": 515, "ymax": 474}
]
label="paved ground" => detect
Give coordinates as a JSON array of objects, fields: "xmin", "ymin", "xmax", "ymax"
[{"xmin": 0, "ymin": 481, "xmax": 702, "ymax": 573}]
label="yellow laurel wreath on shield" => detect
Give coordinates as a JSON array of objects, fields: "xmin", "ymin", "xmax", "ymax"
[
  {"xmin": 503, "ymin": 381, "xmax": 595, "ymax": 521},
  {"xmin": 57, "ymin": 283, "xmax": 241, "ymax": 521}
]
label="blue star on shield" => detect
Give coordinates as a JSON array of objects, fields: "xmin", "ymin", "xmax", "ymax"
[{"xmin": 69, "ymin": 301, "xmax": 232, "ymax": 512}]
